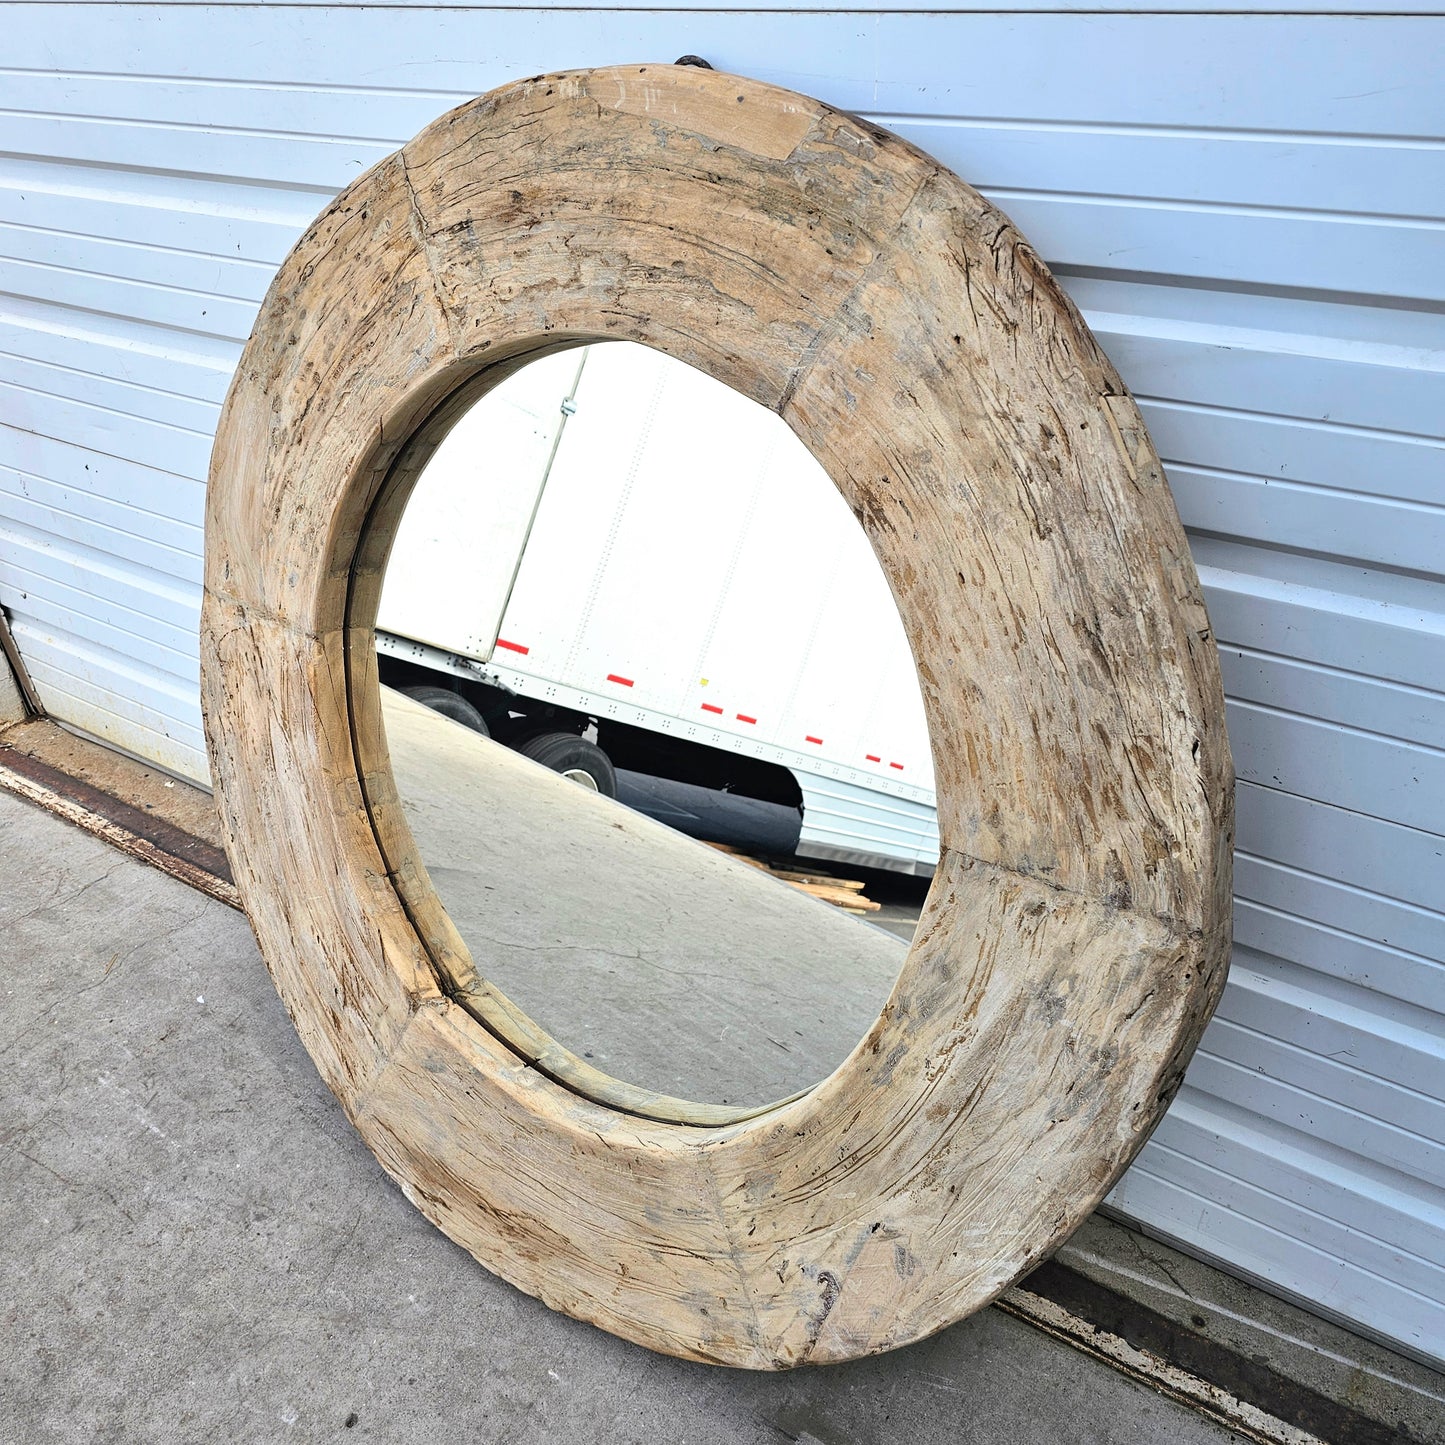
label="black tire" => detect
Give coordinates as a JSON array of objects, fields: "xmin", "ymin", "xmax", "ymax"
[
  {"xmin": 517, "ymin": 731, "xmax": 617, "ymax": 797},
  {"xmin": 401, "ymin": 684, "xmax": 490, "ymax": 736}
]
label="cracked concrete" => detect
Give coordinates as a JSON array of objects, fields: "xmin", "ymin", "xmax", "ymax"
[
  {"xmin": 0, "ymin": 784, "xmax": 1245, "ymax": 1444},
  {"xmin": 1056, "ymin": 1212, "xmax": 1445, "ymax": 1441}
]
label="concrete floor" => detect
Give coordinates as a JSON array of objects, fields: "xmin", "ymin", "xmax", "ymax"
[
  {"xmin": 0, "ymin": 786, "xmax": 1249, "ymax": 1443},
  {"xmin": 386, "ymin": 689, "xmax": 908, "ymax": 1107}
]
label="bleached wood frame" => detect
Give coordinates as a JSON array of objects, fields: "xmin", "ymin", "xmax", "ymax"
[{"xmin": 201, "ymin": 65, "xmax": 1233, "ymax": 1368}]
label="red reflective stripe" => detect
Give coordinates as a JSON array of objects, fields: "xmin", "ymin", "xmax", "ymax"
[
  {"xmin": 495, "ymin": 638, "xmax": 529, "ymax": 655},
  {"xmin": 701, "ymin": 703, "xmax": 724, "ymax": 715},
  {"xmin": 805, "ymin": 736, "xmax": 823, "ymax": 745},
  {"xmin": 865, "ymin": 754, "xmax": 881, "ymax": 763},
  {"xmin": 890, "ymin": 762, "xmax": 904, "ymax": 770},
  {"xmin": 736, "ymin": 714, "xmax": 757, "ymax": 725},
  {"xmin": 606, "ymin": 674, "xmax": 634, "ymax": 687}
]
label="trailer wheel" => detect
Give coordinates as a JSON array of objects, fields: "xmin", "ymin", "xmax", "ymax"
[
  {"xmin": 516, "ymin": 731, "xmax": 616, "ymax": 797},
  {"xmin": 202, "ymin": 65, "xmax": 1232, "ymax": 1371},
  {"xmin": 400, "ymin": 685, "xmax": 489, "ymax": 736}
]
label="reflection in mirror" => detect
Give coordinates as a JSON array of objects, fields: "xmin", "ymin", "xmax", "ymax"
[{"xmin": 374, "ymin": 342, "xmax": 937, "ymax": 1112}]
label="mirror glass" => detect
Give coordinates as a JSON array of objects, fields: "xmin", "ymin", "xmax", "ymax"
[{"xmin": 374, "ymin": 342, "xmax": 936, "ymax": 1113}]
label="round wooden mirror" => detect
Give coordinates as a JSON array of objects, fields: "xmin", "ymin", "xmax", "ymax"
[{"xmin": 201, "ymin": 65, "xmax": 1232, "ymax": 1368}]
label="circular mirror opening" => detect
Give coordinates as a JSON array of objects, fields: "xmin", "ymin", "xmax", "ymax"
[{"xmin": 366, "ymin": 341, "xmax": 935, "ymax": 1122}]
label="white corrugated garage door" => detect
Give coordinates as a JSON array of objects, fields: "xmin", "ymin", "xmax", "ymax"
[{"xmin": 1, "ymin": 2, "xmax": 1440, "ymax": 1367}]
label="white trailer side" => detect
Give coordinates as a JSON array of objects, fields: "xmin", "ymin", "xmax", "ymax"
[{"xmin": 379, "ymin": 341, "xmax": 941, "ymax": 872}]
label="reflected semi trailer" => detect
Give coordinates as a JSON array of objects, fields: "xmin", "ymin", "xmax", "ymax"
[{"xmin": 376, "ymin": 341, "xmax": 940, "ymax": 876}]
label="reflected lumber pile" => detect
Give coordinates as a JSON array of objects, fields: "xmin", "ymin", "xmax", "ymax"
[{"xmin": 703, "ymin": 842, "xmax": 882, "ymax": 915}]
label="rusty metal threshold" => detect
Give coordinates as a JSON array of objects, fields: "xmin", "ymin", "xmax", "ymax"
[{"xmin": 0, "ymin": 719, "xmax": 239, "ymax": 910}]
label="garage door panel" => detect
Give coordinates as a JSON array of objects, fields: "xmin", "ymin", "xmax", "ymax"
[
  {"xmin": 1147, "ymin": 403, "xmax": 1442, "ymax": 508},
  {"xmin": 1108, "ymin": 1165, "xmax": 1445, "ymax": 1364},
  {"xmin": 1092, "ymin": 324, "xmax": 1445, "ymax": 440},
  {"xmin": 4, "ymin": 12, "xmax": 1433, "ymax": 141},
  {"xmin": 1146, "ymin": 1102, "xmax": 1445, "ymax": 1285},
  {"xmin": 0, "ymin": 377, "xmax": 215, "ymax": 481},
  {"xmin": 0, "ymin": 112, "xmax": 393, "ymax": 196},
  {"xmin": 1195, "ymin": 1026, "xmax": 1445, "ymax": 1185},
  {"xmin": 0, "ymin": 307, "xmax": 236, "ymax": 410},
  {"xmin": 1218, "ymin": 649, "xmax": 1442, "ymax": 753},
  {"xmin": 0, "ymin": 346, "xmax": 220, "ymax": 438},
  {"xmin": 1234, "ymin": 897, "xmax": 1443, "ymax": 1016},
  {"xmin": 0, "ymin": 523, "xmax": 200, "ymax": 639},
  {"xmin": 1, "ymin": 254, "xmax": 256, "ymax": 344},
  {"xmin": 19, "ymin": 647, "xmax": 207, "ymax": 781},
  {"xmin": 1217, "ymin": 954, "xmax": 1445, "ymax": 1101},
  {"xmin": 1235, "ymin": 854, "xmax": 1444, "ymax": 971},
  {"xmin": 0, "ymin": 158, "xmax": 316, "ymax": 271},
  {"xmin": 1178, "ymin": 471, "xmax": 1443, "ymax": 577},
  {"xmin": 0, "ymin": 214, "xmax": 272, "ymax": 307},
  {"xmin": 1235, "ymin": 784, "xmax": 1443, "ymax": 911},
  {"xmin": 1225, "ymin": 700, "xmax": 1441, "ymax": 834},
  {"xmin": 1197, "ymin": 545, "xmax": 1445, "ymax": 695},
  {"xmin": 0, "ymin": 467, "xmax": 202, "ymax": 586},
  {"xmin": 13, "ymin": 585, "xmax": 199, "ymax": 689},
  {"xmin": 0, "ymin": 428, "xmax": 205, "ymax": 531}
]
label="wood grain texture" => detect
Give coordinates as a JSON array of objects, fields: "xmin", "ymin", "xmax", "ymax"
[{"xmin": 201, "ymin": 65, "xmax": 1233, "ymax": 1368}]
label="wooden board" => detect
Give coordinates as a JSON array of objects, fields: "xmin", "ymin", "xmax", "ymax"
[
  {"xmin": 702, "ymin": 843, "xmax": 882, "ymax": 909},
  {"xmin": 200, "ymin": 65, "xmax": 1233, "ymax": 1369}
]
